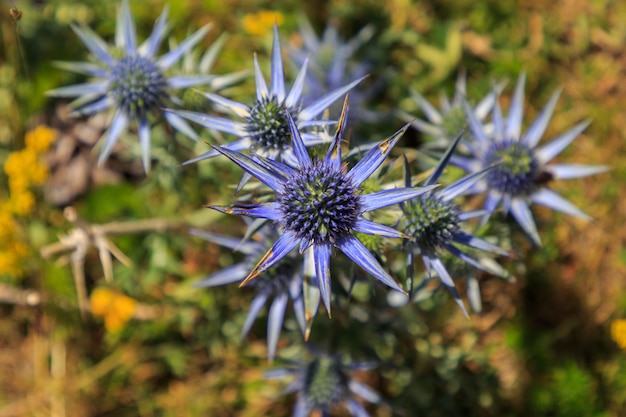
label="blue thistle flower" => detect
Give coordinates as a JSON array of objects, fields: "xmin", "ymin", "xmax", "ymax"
[
  {"xmin": 170, "ymin": 24, "xmax": 364, "ymax": 169},
  {"xmin": 398, "ymin": 133, "xmax": 509, "ymax": 314},
  {"xmin": 288, "ymin": 16, "xmax": 376, "ymax": 122},
  {"xmin": 47, "ymin": 0, "xmax": 216, "ymax": 172},
  {"xmin": 267, "ymin": 352, "xmax": 381, "ymax": 417},
  {"xmin": 208, "ymin": 100, "xmax": 436, "ymax": 314},
  {"xmin": 399, "ymin": 72, "xmax": 501, "ymax": 150},
  {"xmin": 459, "ymin": 73, "xmax": 608, "ymax": 245},
  {"xmin": 191, "ymin": 226, "xmax": 305, "ymax": 361}
]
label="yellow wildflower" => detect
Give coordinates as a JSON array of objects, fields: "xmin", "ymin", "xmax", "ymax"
[
  {"xmin": 25, "ymin": 125, "xmax": 58, "ymax": 153},
  {"xmin": 90, "ymin": 287, "xmax": 137, "ymax": 332},
  {"xmin": 9, "ymin": 190, "xmax": 35, "ymax": 216},
  {"xmin": 0, "ymin": 242, "xmax": 28, "ymax": 278},
  {"xmin": 29, "ymin": 163, "xmax": 48, "ymax": 186},
  {"xmin": 0, "ymin": 210, "xmax": 18, "ymax": 240},
  {"xmin": 242, "ymin": 10, "xmax": 284, "ymax": 37},
  {"xmin": 611, "ymin": 319, "xmax": 626, "ymax": 352}
]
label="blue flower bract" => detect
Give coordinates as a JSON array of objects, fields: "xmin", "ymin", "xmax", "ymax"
[
  {"xmin": 47, "ymin": 0, "xmax": 216, "ymax": 172},
  {"xmin": 170, "ymin": 24, "xmax": 364, "ymax": 170},
  {"xmin": 191, "ymin": 226, "xmax": 305, "ymax": 361},
  {"xmin": 459, "ymin": 73, "xmax": 608, "ymax": 245},
  {"xmin": 209, "ymin": 100, "xmax": 436, "ymax": 314},
  {"xmin": 267, "ymin": 351, "xmax": 380, "ymax": 417},
  {"xmin": 399, "ymin": 133, "xmax": 509, "ymax": 314}
]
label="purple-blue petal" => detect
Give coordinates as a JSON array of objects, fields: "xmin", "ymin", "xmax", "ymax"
[
  {"xmin": 452, "ymin": 231, "xmax": 510, "ymax": 257},
  {"xmin": 360, "ymin": 187, "xmax": 437, "ymax": 212},
  {"xmin": 138, "ymin": 117, "xmax": 151, "ymax": 172},
  {"xmin": 119, "ymin": 0, "xmax": 137, "ymax": 53},
  {"xmin": 47, "ymin": 81, "xmax": 109, "ymax": 98},
  {"xmin": 284, "ymin": 57, "xmax": 308, "ymax": 109},
  {"xmin": 253, "ymin": 54, "xmax": 269, "ymax": 101},
  {"xmin": 158, "ymin": 25, "xmax": 210, "ymax": 69},
  {"xmin": 168, "ymin": 109, "xmax": 244, "ymax": 136},
  {"xmin": 286, "ymin": 111, "xmax": 312, "ymax": 166},
  {"xmin": 209, "ymin": 203, "xmax": 282, "ymax": 221},
  {"xmin": 195, "ymin": 263, "xmax": 250, "ymax": 288},
  {"xmin": 267, "ymin": 292, "xmax": 288, "ymax": 361},
  {"xmin": 510, "ymin": 197, "xmax": 541, "ymax": 246},
  {"xmin": 210, "ymin": 146, "xmax": 286, "ymax": 192},
  {"xmin": 535, "ymin": 120, "xmax": 590, "ymax": 163},
  {"xmin": 270, "ymin": 24, "xmax": 287, "ymax": 101},
  {"xmin": 314, "ymin": 243, "xmax": 333, "ymax": 315},
  {"xmin": 523, "ymin": 88, "xmax": 561, "ymax": 148},
  {"xmin": 338, "ymin": 235, "xmax": 405, "ymax": 293},
  {"xmin": 182, "ymin": 139, "xmax": 251, "ymax": 165},
  {"xmin": 529, "ymin": 187, "xmax": 591, "ymax": 220},
  {"xmin": 98, "ymin": 110, "xmax": 128, "ymax": 165},
  {"xmin": 349, "ymin": 123, "xmax": 409, "ymax": 186},
  {"xmin": 142, "ymin": 5, "xmax": 168, "ymax": 57},
  {"xmin": 423, "ymin": 254, "xmax": 468, "ymax": 316},
  {"xmin": 547, "ymin": 163, "xmax": 609, "ymax": 180},
  {"xmin": 163, "ymin": 111, "xmax": 199, "ymax": 141},
  {"xmin": 70, "ymin": 24, "xmax": 114, "ymax": 66},
  {"xmin": 505, "ymin": 72, "xmax": 526, "ymax": 141},
  {"xmin": 299, "ymin": 76, "xmax": 365, "ymax": 121},
  {"xmin": 353, "ymin": 218, "xmax": 404, "ymax": 239},
  {"xmin": 241, "ymin": 293, "xmax": 269, "ymax": 337}
]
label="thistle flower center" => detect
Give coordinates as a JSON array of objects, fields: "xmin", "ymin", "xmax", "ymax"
[
  {"xmin": 278, "ymin": 160, "xmax": 361, "ymax": 245},
  {"xmin": 484, "ymin": 140, "xmax": 539, "ymax": 196},
  {"xmin": 109, "ymin": 55, "xmax": 167, "ymax": 116},
  {"xmin": 442, "ymin": 105, "xmax": 467, "ymax": 139},
  {"xmin": 248, "ymin": 257, "xmax": 295, "ymax": 293},
  {"xmin": 403, "ymin": 196, "xmax": 460, "ymax": 253},
  {"xmin": 304, "ymin": 357, "xmax": 344, "ymax": 410},
  {"xmin": 246, "ymin": 97, "xmax": 292, "ymax": 153}
]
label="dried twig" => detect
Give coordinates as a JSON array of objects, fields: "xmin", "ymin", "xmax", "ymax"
[{"xmin": 40, "ymin": 207, "xmax": 185, "ymax": 316}]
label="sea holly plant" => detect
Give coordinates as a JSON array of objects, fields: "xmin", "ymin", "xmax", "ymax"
[
  {"xmin": 267, "ymin": 350, "xmax": 381, "ymax": 417},
  {"xmin": 191, "ymin": 225, "xmax": 306, "ymax": 361},
  {"xmin": 207, "ymin": 99, "xmax": 437, "ymax": 316},
  {"xmin": 47, "ymin": 0, "xmax": 218, "ymax": 172},
  {"xmin": 288, "ymin": 16, "xmax": 377, "ymax": 123},
  {"xmin": 458, "ymin": 73, "xmax": 608, "ymax": 245},
  {"xmin": 399, "ymin": 72, "xmax": 503, "ymax": 151},
  {"xmin": 170, "ymin": 24, "xmax": 364, "ymax": 171},
  {"xmin": 396, "ymin": 132, "xmax": 509, "ymax": 314}
]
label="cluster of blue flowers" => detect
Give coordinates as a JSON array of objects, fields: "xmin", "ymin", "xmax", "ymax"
[{"xmin": 48, "ymin": 1, "xmax": 607, "ymax": 415}]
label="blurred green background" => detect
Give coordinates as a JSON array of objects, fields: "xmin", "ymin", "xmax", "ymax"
[{"xmin": 0, "ymin": 0, "xmax": 625, "ymax": 416}]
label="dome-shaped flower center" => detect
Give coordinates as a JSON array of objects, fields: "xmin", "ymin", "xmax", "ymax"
[
  {"xmin": 484, "ymin": 140, "xmax": 539, "ymax": 196},
  {"xmin": 441, "ymin": 105, "xmax": 467, "ymax": 139},
  {"xmin": 246, "ymin": 97, "xmax": 292, "ymax": 153},
  {"xmin": 278, "ymin": 160, "xmax": 361, "ymax": 245},
  {"xmin": 109, "ymin": 55, "xmax": 167, "ymax": 116},
  {"xmin": 403, "ymin": 195, "xmax": 460, "ymax": 253},
  {"xmin": 304, "ymin": 357, "xmax": 345, "ymax": 410},
  {"xmin": 247, "ymin": 256, "xmax": 296, "ymax": 293}
]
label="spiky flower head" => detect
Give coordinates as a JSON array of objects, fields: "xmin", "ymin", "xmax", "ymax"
[
  {"xmin": 171, "ymin": 24, "xmax": 364, "ymax": 169},
  {"xmin": 267, "ymin": 351, "xmax": 380, "ymax": 417},
  {"xmin": 460, "ymin": 73, "xmax": 608, "ymax": 245},
  {"xmin": 47, "ymin": 0, "xmax": 219, "ymax": 172},
  {"xmin": 398, "ymin": 133, "xmax": 509, "ymax": 313},
  {"xmin": 288, "ymin": 16, "xmax": 375, "ymax": 119},
  {"xmin": 209, "ymin": 100, "xmax": 437, "ymax": 315},
  {"xmin": 399, "ymin": 72, "xmax": 502, "ymax": 151},
  {"xmin": 191, "ymin": 225, "xmax": 305, "ymax": 361}
]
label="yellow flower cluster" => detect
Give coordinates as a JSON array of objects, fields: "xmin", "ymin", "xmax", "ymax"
[
  {"xmin": 90, "ymin": 287, "xmax": 137, "ymax": 332},
  {"xmin": 242, "ymin": 10, "xmax": 284, "ymax": 37},
  {"xmin": 0, "ymin": 125, "xmax": 57, "ymax": 278},
  {"xmin": 3, "ymin": 125, "xmax": 57, "ymax": 215},
  {"xmin": 0, "ymin": 211, "xmax": 29, "ymax": 278},
  {"xmin": 611, "ymin": 319, "xmax": 626, "ymax": 352}
]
